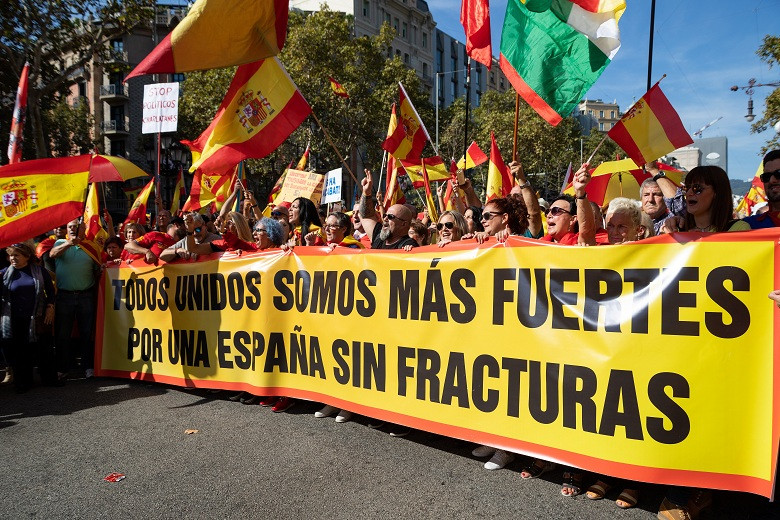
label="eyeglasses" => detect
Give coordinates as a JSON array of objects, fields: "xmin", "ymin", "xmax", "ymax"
[
  {"xmin": 384, "ymin": 213, "xmax": 407, "ymax": 223},
  {"xmin": 480, "ymin": 211, "xmax": 505, "ymax": 221},
  {"xmin": 760, "ymin": 169, "xmax": 780, "ymax": 183},
  {"xmin": 436, "ymin": 222, "xmax": 455, "ymax": 230},
  {"xmin": 683, "ymin": 184, "xmax": 707, "ymax": 195},
  {"xmin": 254, "ymin": 228, "xmax": 267, "ymax": 234},
  {"xmin": 547, "ymin": 207, "xmax": 571, "ymax": 217},
  {"xmin": 270, "ymin": 211, "xmax": 286, "ymax": 218},
  {"xmin": 324, "ymin": 223, "xmax": 343, "ymax": 229}
]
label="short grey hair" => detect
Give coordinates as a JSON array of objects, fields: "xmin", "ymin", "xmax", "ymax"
[{"xmin": 606, "ymin": 197, "xmax": 642, "ymax": 228}]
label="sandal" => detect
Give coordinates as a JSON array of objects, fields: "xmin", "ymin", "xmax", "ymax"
[
  {"xmin": 586, "ymin": 480, "xmax": 612, "ymax": 500},
  {"xmin": 561, "ymin": 472, "xmax": 583, "ymax": 497},
  {"xmin": 615, "ymin": 488, "xmax": 639, "ymax": 509},
  {"xmin": 520, "ymin": 459, "xmax": 555, "ymax": 479}
]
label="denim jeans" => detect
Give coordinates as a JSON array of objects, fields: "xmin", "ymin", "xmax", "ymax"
[{"xmin": 54, "ymin": 289, "xmax": 96, "ymax": 372}]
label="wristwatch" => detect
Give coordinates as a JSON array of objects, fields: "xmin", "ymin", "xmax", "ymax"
[{"xmin": 652, "ymin": 172, "xmax": 666, "ymax": 182}]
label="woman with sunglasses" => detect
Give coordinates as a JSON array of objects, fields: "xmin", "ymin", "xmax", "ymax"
[
  {"xmin": 305, "ymin": 212, "xmax": 364, "ymax": 249},
  {"xmin": 661, "ymin": 166, "xmax": 750, "ymax": 234},
  {"xmin": 434, "ymin": 211, "xmax": 468, "ymax": 247},
  {"xmin": 473, "ymin": 194, "xmax": 529, "ymax": 244}
]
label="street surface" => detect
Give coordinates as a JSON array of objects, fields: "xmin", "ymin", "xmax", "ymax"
[{"xmin": 0, "ymin": 377, "xmax": 772, "ymax": 519}]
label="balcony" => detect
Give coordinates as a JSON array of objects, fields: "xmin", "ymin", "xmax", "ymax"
[
  {"xmin": 99, "ymin": 83, "xmax": 129, "ymax": 103},
  {"xmin": 101, "ymin": 117, "xmax": 130, "ymax": 136},
  {"xmin": 105, "ymin": 49, "xmax": 128, "ymax": 64}
]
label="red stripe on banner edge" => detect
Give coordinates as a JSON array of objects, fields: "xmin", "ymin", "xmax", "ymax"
[
  {"xmin": 0, "ymin": 201, "xmax": 84, "ymax": 248},
  {"xmin": 773, "ymin": 236, "xmax": 780, "ymax": 500},
  {"xmin": 196, "ymin": 91, "xmax": 311, "ymax": 172},
  {"xmin": 644, "ymin": 85, "xmax": 694, "ymax": 149},
  {"xmin": 90, "ymin": 364, "xmax": 775, "ymax": 497},
  {"xmin": 125, "ymin": 33, "xmax": 174, "ymax": 81},
  {"xmin": 274, "ymin": 0, "xmax": 289, "ymax": 51},
  {"xmin": 499, "ymin": 54, "xmax": 562, "ymax": 126},
  {"xmin": 608, "ymin": 121, "xmax": 648, "ymax": 165}
]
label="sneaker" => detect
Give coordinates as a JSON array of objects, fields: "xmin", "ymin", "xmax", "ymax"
[
  {"xmin": 85, "ymin": 368, "xmax": 94, "ymax": 378},
  {"xmin": 389, "ymin": 427, "xmax": 410, "ymax": 437},
  {"xmin": 368, "ymin": 420, "xmax": 386, "ymax": 429},
  {"xmin": 657, "ymin": 497, "xmax": 692, "ymax": 520},
  {"xmin": 259, "ymin": 396, "xmax": 279, "ymax": 407},
  {"xmin": 271, "ymin": 397, "xmax": 294, "ymax": 413},
  {"xmin": 228, "ymin": 392, "xmax": 245, "ymax": 402},
  {"xmin": 2, "ymin": 368, "xmax": 13, "ymax": 384},
  {"xmin": 315, "ymin": 405, "xmax": 338, "ymax": 418},
  {"xmin": 686, "ymin": 490, "xmax": 712, "ymax": 518},
  {"xmin": 471, "ymin": 445, "xmax": 497, "ymax": 457},
  {"xmin": 240, "ymin": 395, "xmax": 258, "ymax": 405},
  {"xmin": 335, "ymin": 410, "xmax": 352, "ymax": 423},
  {"xmin": 484, "ymin": 449, "xmax": 515, "ymax": 470}
]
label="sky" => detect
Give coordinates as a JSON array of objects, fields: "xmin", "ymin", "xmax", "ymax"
[{"xmin": 427, "ymin": 0, "xmax": 780, "ymax": 180}]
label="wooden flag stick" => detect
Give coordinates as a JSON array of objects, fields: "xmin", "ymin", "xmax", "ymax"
[
  {"xmin": 512, "ymin": 93, "xmax": 520, "ymax": 162},
  {"xmin": 310, "ymin": 110, "xmax": 358, "ymax": 184},
  {"xmin": 585, "ymin": 133, "xmax": 609, "ymax": 165}
]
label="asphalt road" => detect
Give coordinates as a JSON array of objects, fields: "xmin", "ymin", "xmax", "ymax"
[{"xmin": 0, "ymin": 376, "xmax": 774, "ymax": 520}]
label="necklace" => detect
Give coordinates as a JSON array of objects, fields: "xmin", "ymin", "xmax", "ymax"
[{"xmin": 693, "ymin": 225, "xmax": 712, "ymax": 232}]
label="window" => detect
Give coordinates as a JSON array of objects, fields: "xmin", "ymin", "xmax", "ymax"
[
  {"xmin": 109, "ymin": 71, "xmax": 124, "ymax": 86},
  {"xmin": 451, "ymin": 56, "xmax": 457, "ymax": 72},
  {"xmin": 423, "ymin": 62, "xmax": 428, "ymax": 77},
  {"xmin": 395, "ymin": 49, "xmax": 401, "ymax": 57},
  {"xmin": 588, "ymin": 110, "xmax": 593, "ymax": 115},
  {"xmin": 412, "ymin": 26, "xmax": 417, "ymax": 44},
  {"xmin": 436, "ymin": 48, "xmax": 443, "ymax": 71},
  {"xmin": 110, "ymin": 39, "xmax": 123, "ymax": 52},
  {"xmin": 610, "ymin": 110, "xmax": 615, "ymax": 118},
  {"xmin": 404, "ymin": 53, "xmax": 410, "ymax": 65},
  {"xmin": 402, "ymin": 22, "xmax": 407, "ymax": 39},
  {"xmin": 599, "ymin": 122, "xmax": 604, "ymax": 131},
  {"xmin": 500, "ymin": 78, "xmax": 504, "ymax": 89},
  {"xmin": 451, "ymin": 81, "xmax": 456, "ymax": 99},
  {"xmin": 363, "ymin": 0, "xmax": 369, "ymax": 17},
  {"xmin": 599, "ymin": 110, "xmax": 604, "ymax": 118},
  {"xmin": 78, "ymin": 80, "xmax": 87, "ymax": 98},
  {"xmin": 490, "ymin": 72, "xmax": 495, "ymax": 85},
  {"xmin": 394, "ymin": 17, "xmax": 399, "ymax": 32},
  {"xmin": 111, "ymin": 140, "xmax": 126, "ymax": 157},
  {"xmin": 172, "ymin": 73, "xmax": 185, "ymax": 82},
  {"xmin": 422, "ymin": 32, "xmax": 427, "ymax": 49},
  {"xmin": 475, "ymin": 66, "xmax": 482, "ymax": 87}
]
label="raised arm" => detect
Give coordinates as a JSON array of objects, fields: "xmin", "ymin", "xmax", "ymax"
[
  {"xmin": 572, "ymin": 164, "xmax": 596, "ymax": 246},
  {"xmin": 509, "ymin": 161, "xmax": 542, "ymax": 237},
  {"xmin": 359, "ymin": 169, "xmax": 379, "ymax": 239}
]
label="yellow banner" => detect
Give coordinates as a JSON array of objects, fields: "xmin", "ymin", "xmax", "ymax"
[{"xmin": 96, "ymin": 231, "xmax": 780, "ymax": 497}]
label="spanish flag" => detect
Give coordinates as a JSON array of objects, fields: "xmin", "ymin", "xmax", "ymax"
[
  {"xmin": 400, "ymin": 156, "xmax": 451, "ymax": 188},
  {"xmin": 189, "ymin": 58, "xmax": 311, "ymax": 174},
  {"xmin": 182, "ymin": 167, "xmax": 237, "ymax": 212},
  {"xmin": 170, "ymin": 167, "xmax": 186, "ymax": 215},
  {"xmin": 0, "ymin": 156, "xmax": 89, "ymax": 248},
  {"xmin": 382, "ymin": 83, "xmax": 429, "ymax": 161},
  {"xmin": 81, "ymin": 183, "xmax": 109, "ymax": 264},
  {"xmin": 124, "ymin": 178, "xmax": 155, "ymax": 226},
  {"xmin": 296, "ymin": 142, "xmax": 310, "ymax": 170},
  {"xmin": 735, "ymin": 161, "xmax": 767, "ymax": 217},
  {"xmin": 456, "ymin": 141, "xmax": 489, "ymax": 170},
  {"xmin": 486, "ymin": 132, "xmax": 512, "ymax": 202},
  {"xmin": 607, "ymin": 82, "xmax": 693, "ymax": 165},
  {"xmin": 383, "ymin": 155, "xmax": 406, "ymax": 210},
  {"xmin": 125, "ymin": 0, "xmax": 289, "ymax": 80},
  {"xmin": 329, "ymin": 77, "xmax": 349, "ymax": 98},
  {"xmin": 420, "ymin": 158, "xmax": 439, "ymax": 223}
]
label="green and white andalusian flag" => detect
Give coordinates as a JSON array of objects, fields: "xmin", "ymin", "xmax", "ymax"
[{"xmin": 499, "ymin": 0, "xmax": 624, "ymax": 126}]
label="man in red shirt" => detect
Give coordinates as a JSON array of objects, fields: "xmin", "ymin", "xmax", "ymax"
[{"xmin": 123, "ymin": 224, "xmax": 183, "ymax": 264}]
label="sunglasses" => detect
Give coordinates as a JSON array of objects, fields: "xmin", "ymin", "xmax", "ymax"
[
  {"xmin": 324, "ymin": 223, "xmax": 344, "ymax": 229},
  {"xmin": 683, "ymin": 184, "xmax": 707, "ymax": 195},
  {"xmin": 480, "ymin": 211, "xmax": 505, "ymax": 221},
  {"xmin": 254, "ymin": 228, "xmax": 267, "ymax": 234},
  {"xmin": 270, "ymin": 211, "xmax": 286, "ymax": 218},
  {"xmin": 194, "ymin": 227, "xmax": 202, "ymax": 233},
  {"xmin": 547, "ymin": 207, "xmax": 571, "ymax": 217},
  {"xmin": 760, "ymin": 169, "xmax": 780, "ymax": 183},
  {"xmin": 436, "ymin": 222, "xmax": 455, "ymax": 230},
  {"xmin": 384, "ymin": 213, "xmax": 407, "ymax": 222}
]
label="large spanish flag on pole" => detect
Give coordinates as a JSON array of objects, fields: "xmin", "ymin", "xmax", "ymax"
[
  {"xmin": 607, "ymin": 82, "xmax": 694, "ymax": 165},
  {"xmin": 124, "ymin": 178, "xmax": 154, "ymax": 226},
  {"xmin": 7, "ymin": 62, "xmax": 29, "ymax": 164},
  {"xmin": 499, "ymin": 0, "xmax": 624, "ymax": 126},
  {"xmin": 189, "ymin": 58, "xmax": 311, "ymax": 174},
  {"xmin": 125, "ymin": 0, "xmax": 289, "ymax": 80},
  {"xmin": 0, "ymin": 156, "xmax": 89, "ymax": 247},
  {"xmin": 382, "ymin": 83, "xmax": 430, "ymax": 161},
  {"xmin": 182, "ymin": 167, "xmax": 238, "ymax": 213},
  {"xmin": 486, "ymin": 132, "xmax": 513, "ymax": 201}
]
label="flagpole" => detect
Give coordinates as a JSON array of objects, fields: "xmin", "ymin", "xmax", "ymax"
[
  {"xmin": 647, "ymin": 0, "xmax": 656, "ymax": 92},
  {"xmin": 463, "ymin": 58, "xmax": 472, "ymax": 175},
  {"xmin": 398, "ymin": 162, "xmax": 426, "ymax": 207},
  {"xmin": 512, "ymin": 93, "xmax": 520, "ymax": 162},
  {"xmin": 155, "ymin": 131, "xmax": 161, "ymax": 229},
  {"xmin": 377, "ymin": 150, "xmax": 387, "ymax": 203},
  {"xmin": 585, "ymin": 133, "xmax": 609, "ymax": 165},
  {"xmin": 234, "ymin": 161, "xmax": 244, "ymax": 212},
  {"xmin": 309, "ymin": 110, "xmax": 358, "ymax": 184}
]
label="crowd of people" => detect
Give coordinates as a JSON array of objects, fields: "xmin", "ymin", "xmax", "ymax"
[{"xmin": 2, "ymin": 149, "xmax": 780, "ymax": 520}]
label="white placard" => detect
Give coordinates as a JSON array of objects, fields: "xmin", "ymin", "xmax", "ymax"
[
  {"xmin": 142, "ymin": 83, "xmax": 179, "ymax": 134},
  {"xmin": 321, "ymin": 168, "xmax": 342, "ymax": 204}
]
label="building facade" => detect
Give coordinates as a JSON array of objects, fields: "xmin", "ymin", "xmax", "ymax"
[{"xmin": 575, "ymin": 99, "xmax": 622, "ymax": 134}]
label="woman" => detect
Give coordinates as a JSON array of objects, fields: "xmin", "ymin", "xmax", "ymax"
[
  {"xmin": 0, "ymin": 242, "xmax": 56, "ymax": 392},
  {"xmin": 124, "ymin": 222, "xmax": 144, "ymax": 242},
  {"xmin": 463, "ymin": 206, "xmax": 484, "ymax": 236},
  {"xmin": 408, "ymin": 219, "xmax": 429, "ymax": 247},
  {"xmin": 306, "ymin": 212, "xmax": 364, "ymax": 249},
  {"xmin": 434, "ymin": 211, "xmax": 468, "ymax": 247},
  {"xmin": 474, "ymin": 194, "xmax": 529, "ymax": 244},
  {"xmin": 289, "ymin": 197, "xmax": 323, "ymax": 246},
  {"xmin": 102, "ymin": 236, "xmax": 125, "ymax": 266},
  {"xmin": 662, "ymin": 166, "xmax": 750, "ymax": 233}
]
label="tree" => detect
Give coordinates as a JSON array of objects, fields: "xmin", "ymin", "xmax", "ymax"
[
  {"xmin": 751, "ymin": 35, "xmax": 780, "ymax": 153},
  {"xmin": 43, "ymin": 99, "xmax": 97, "ymax": 156},
  {"xmin": 0, "ymin": 0, "xmax": 151, "ymax": 159}
]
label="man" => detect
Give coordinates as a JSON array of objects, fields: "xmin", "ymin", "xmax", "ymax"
[
  {"xmin": 159, "ymin": 213, "xmax": 221, "ymax": 262},
  {"xmin": 359, "ymin": 170, "xmax": 418, "ymax": 249},
  {"xmin": 540, "ymin": 164, "xmax": 596, "ymax": 245},
  {"xmin": 156, "ymin": 209, "xmax": 172, "ymax": 232},
  {"xmin": 641, "ymin": 162, "xmax": 685, "ymax": 235},
  {"xmin": 742, "ymin": 150, "xmax": 780, "ymax": 228},
  {"xmin": 124, "ymin": 223, "xmax": 184, "ymax": 264},
  {"xmin": 49, "ymin": 218, "xmax": 101, "ymax": 378}
]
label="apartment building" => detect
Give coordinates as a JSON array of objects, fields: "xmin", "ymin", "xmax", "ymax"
[{"xmin": 575, "ymin": 99, "xmax": 622, "ymax": 134}]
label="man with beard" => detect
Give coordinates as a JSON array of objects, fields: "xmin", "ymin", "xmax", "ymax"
[
  {"xmin": 742, "ymin": 150, "xmax": 780, "ymax": 229},
  {"xmin": 359, "ymin": 170, "xmax": 418, "ymax": 249}
]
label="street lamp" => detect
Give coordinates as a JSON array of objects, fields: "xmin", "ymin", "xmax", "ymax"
[
  {"xmin": 435, "ymin": 67, "xmax": 469, "ymax": 152},
  {"xmin": 730, "ymin": 78, "xmax": 780, "ymax": 123}
]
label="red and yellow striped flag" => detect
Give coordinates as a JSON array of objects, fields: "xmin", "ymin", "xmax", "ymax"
[
  {"xmin": 189, "ymin": 58, "xmax": 311, "ymax": 174},
  {"xmin": 296, "ymin": 143, "xmax": 310, "ymax": 170},
  {"xmin": 126, "ymin": 0, "xmax": 289, "ymax": 80},
  {"xmin": 456, "ymin": 141, "xmax": 489, "ymax": 169},
  {"xmin": 81, "ymin": 183, "xmax": 109, "ymax": 264},
  {"xmin": 486, "ymin": 132, "xmax": 513, "ymax": 202},
  {"xmin": 382, "ymin": 83, "xmax": 429, "ymax": 161},
  {"xmin": 383, "ymin": 155, "xmax": 406, "ymax": 210},
  {"xmin": 400, "ymin": 156, "xmax": 451, "ymax": 188},
  {"xmin": 0, "ymin": 156, "xmax": 89, "ymax": 248},
  {"xmin": 736, "ymin": 161, "xmax": 767, "ymax": 217},
  {"xmin": 170, "ymin": 167, "xmax": 186, "ymax": 215},
  {"xmin": 329, "ymin": 77, "xmax": 349, "ymax": 98},
  {"xmin": 420, "ymin": 158, "xmax": 439, "ymax": 223},
  {"xmin": 124, "ymin": 178, "xmax": 154, "ymax": 226},
  {"xmin": 607, "ymin": 83, "xmax": 693, "ymax": 165},
  {"xmin": 182, "ymin": 167, "xmax": 237, "ymax": 213}
]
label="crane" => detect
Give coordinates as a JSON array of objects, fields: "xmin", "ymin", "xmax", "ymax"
[{"xmin": 693, "ymin": 116, "xmax": 723, "ymax": 138}]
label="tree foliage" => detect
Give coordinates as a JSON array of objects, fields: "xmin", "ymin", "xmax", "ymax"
[
  {"xmin": 751, "ymin": 34, "xmax": 780, "ymax": 153},
  {"xmin": 43, "ymin": 99, "xmax": 97, "ymax": 157},
  {"xmin": 0, "ymin": 0, "xmax": 151, "ymax": 160}
]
